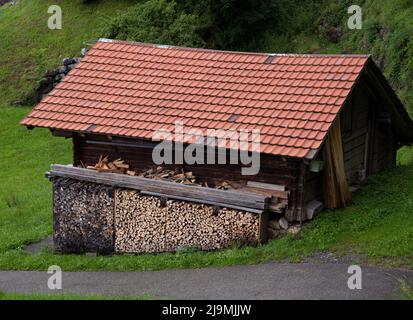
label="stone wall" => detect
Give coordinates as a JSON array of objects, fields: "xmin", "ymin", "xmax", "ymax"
[
  {"xmin": 0, "ymin": 0, "xmax": 13, "ymax": 6},
  {"xmin": 38, "ymin": 58, "xmax": 81, "ymax": 101}
]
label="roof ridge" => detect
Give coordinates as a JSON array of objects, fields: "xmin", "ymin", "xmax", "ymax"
[{"xmin": 97, "ymin": 38, "xmax": 371, "ymax": 58}]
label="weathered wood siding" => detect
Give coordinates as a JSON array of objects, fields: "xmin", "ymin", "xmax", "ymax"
[
  {"xmin": 73, "ymin": 134, "xmax": 300, "ymax": 186},
  {"xmin": 304, "ymin": 170, "xmax": 323, "ymax": 204},
  {"xmin": 340, "ymin": 81, "xmax": 370, "ymax": 185},
  {"xmin": 340, "ymin": 77, "xmax": 397, "ymax": 181},
  {"xmin": 72, "ymin": 134, "xmax": 304, "ymax": 221},
  {"xmin": 303, "ymin": 75, "xmax": 398, "ymax": 209}
]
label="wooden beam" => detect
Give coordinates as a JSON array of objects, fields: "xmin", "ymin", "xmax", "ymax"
[
  {"xmin": 51, "ymin": 129, "xmax": 73, "ymax": 138},
  {"xmin": 297, "ymin": 160, "xmax": 307, "ymax": 223},
  {"xmin": 48, "ymin": 165, "xmax": 270, "ymax": 213},
  {"xmin": 246, "ymin": 181, "xmax": 286, "ymax": 192},
  {"xmin": 258, "ymin": 211, "xmax": 269, "ymax": 243},
  {"xmin": 140, "ymin": 191, "xmax": 263, "ymax": 214},
  {"xmin": 85, "ymin": 139, "xmax": 158, "ymax": 150}
]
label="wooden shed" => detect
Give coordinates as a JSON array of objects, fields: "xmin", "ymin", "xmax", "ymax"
[{"xmin": 20, "ymin": 40, "xmax": 413, "ymax": 253}]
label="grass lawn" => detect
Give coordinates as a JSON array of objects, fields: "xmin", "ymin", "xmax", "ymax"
[
  {"xmin": 0, "ymin": 107, "xmax": 413, "ymax": 272},
  {"xmin": 0, "ymin": 291, "xmax": 152, "ymax": 300},
  {"xmin": 400, "ymin": 281, "xmax": 413, "ymax": 300}
]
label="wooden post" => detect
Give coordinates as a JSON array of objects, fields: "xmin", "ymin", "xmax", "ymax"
[{"xmin": 297, "ymin": 160, "xmax": 307, "ymax": 223}]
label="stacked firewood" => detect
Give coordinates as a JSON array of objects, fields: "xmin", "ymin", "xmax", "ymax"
[
  {"xmin": 81, "ymin": 156, "xmax": 233, "ymax": 190},
  {"xmin": 52, "ymin": 178, "xmax": 115, "ymax": 254},
  {"xmin": 138, "ymin": 166, "xmax": 197, "ymax": 185},
  {"xmin": 138, "ymin": 167, "xmax": 233, "ymax": 190},
  {"xmin": 82, "ymin": 156, "xmax": 136, "ymax": 176},
  {"xmin": 114, "ymin": 190, "xmax": 261, "ymax": 254}
]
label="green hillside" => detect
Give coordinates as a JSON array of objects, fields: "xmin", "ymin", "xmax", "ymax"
[
  {"xmin": 0, "ymin": 0, "xmax": 137, "ymax": 107},
  {"xmin": 1, "ymin": 0, "xmax": 412, "ymax": 113},
  {"xmin": 0, "ymin": 0, "xmax": 412, "ymax": 271}
]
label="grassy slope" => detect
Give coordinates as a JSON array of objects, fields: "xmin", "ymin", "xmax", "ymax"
[
  {"xmin": 0, "ymin": 0, "xmax": 412, "ymax": 272},
  {"xmin": 0, "ymin": 108, "xmax": 71, "ymax": 252},
  {"xmin": 0, "ymin": 0, "xmax": 137, "ymax": 106}
]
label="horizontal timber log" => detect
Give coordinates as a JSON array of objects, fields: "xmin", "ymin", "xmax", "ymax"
[
  {"xmin": 48, "ymin": 165, "xmax": 270, "ymax": 212},
  {"xmin": 140, "ymin": 191, "xmax": 264, "ymax": 214},
  {"xmin": 73, "ymin": 135, "xmax": 299, "ymax": 187}
]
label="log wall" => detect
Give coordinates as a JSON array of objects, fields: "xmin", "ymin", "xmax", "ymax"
[
  {"xmin": 73, "ymin": 134, "xmax": 300, "ymax": 187},
  {"xmin": 73, "ymin": 134, "xmax": 304, "ymax": 221}
]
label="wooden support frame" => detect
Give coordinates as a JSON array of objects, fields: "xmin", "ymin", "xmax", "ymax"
[{"xmin": 48, "ymin": 165, "xmax": 270, "ymax": 214}]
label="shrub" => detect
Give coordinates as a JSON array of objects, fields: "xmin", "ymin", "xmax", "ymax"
[{"xmin": 102, "ymin": 0, "xmax": 205, "ymax": 48}]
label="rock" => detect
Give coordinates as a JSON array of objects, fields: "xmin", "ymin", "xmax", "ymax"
[
  {"xmin": 58, "ymin": 66, "xmax": 68, "ymax": 74},
  {"xmin": 39, "ymin": 77, "xmax": 53, "ymax": 86},
  {"xmin": 67, "ymin": 63, "xmax": 77, "ymax": 71},
  {"xmin": 306, "ymin": 200, "xmax": 323, "ymax": 220},
  {"xmin": 23, "ymin": 236, "xmax": 53, "ymax": 254},
  {"xmin": 44, "ymin": 69, "xmax": 59, "ymax": 78},
  {"xmin": 11, "ymin": 100, "xmax": 24, "ymax": 106},
  {"xmin": 288, "ymin": 225, "xmax": 301, "ymax": 235},
  {"xmin": 279, "ymin": 218, "xmax": 289, "ymax": 230},
  {"xmin": 63, "ymin": 57, "xmax": 77, "ymax": 66},
  {"xmin": 38, "ymin": 83, "xmax": 54, "ymax": 94},
  {"xmin": 267, "ymin": 228, "xmax": 280, "ymax": 239},
  {"xmin": 268, "ymin": 219, "xmax": 280, "ymax": 230},
  {"xmin": 85, "ymin": 252, "xmax": 97, "ymax": 257},
  {"xmin": 54, "ymin": 74, "xmax": 65, "ymax": 82},
  {"xmin": 0, "ymin": 0, "xmax": 13, "ymax": 7}
]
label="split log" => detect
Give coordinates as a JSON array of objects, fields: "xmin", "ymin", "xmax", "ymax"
[{"xmin": 114, "ymin": 190, "xmax": 262, "ymax": 254}]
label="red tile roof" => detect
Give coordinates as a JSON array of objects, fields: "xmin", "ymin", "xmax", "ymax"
[{"xmin": 21, "ymin": 39, "xmax": 370, "ymax": 158}]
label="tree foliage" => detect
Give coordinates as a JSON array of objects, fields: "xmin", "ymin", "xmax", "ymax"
[
  {"xmin": 178, "ymin": 0, "xmax": 294, "ymax": 50},
  {"xmin": 102, "ymin": 0, "xmax": 205, "ymax": 48}
]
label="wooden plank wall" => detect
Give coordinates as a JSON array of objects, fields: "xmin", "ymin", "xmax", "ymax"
[
  {"xmin": 73, "ymin": 134, "xmax": 300, "ymax": 186},
  {"xmin": 341, "ymin": 78, "xmax": 397, "ymax": 178},
  {"xmin": 371, "ymin": 118, "xmax": 397, "ymax": 173},
  {"xmin": 304, "ymin": 170, "xmax": 323, "ymax": 204},
  {"xmin": 341, "ymin": 83, "xmax": 370, "ymax": 185},
  {"xmin": 302, "ymin": 76, "xmax": 398, "ymax": 209}
]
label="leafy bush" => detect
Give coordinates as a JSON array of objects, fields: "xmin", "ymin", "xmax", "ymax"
[
  {"xmin": 102, "ymin": 0, "xmax": 205, "ymax": 48},
  {"xmin": 178, "ymin": 0, "xmax": 303, "ymax": 50}
]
